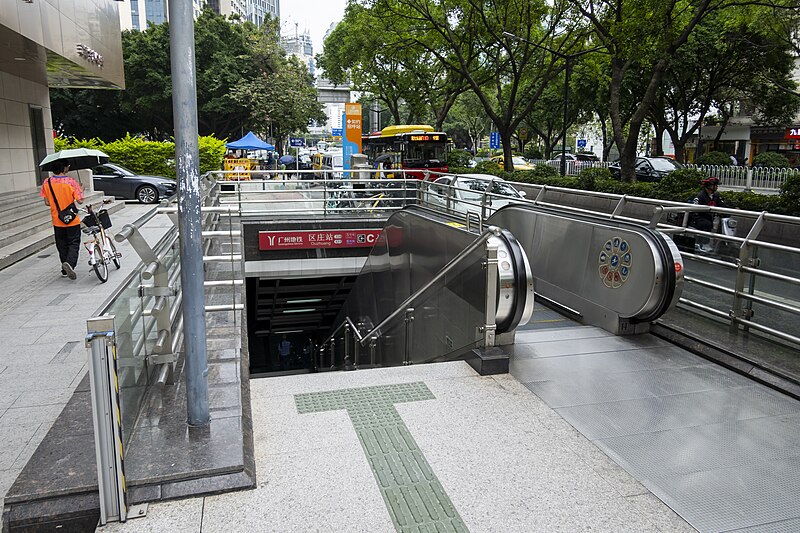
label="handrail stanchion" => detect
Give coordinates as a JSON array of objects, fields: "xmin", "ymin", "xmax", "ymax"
[
  {"xmin": 370, "ymin": 339, "xmax": 377, "ymax": 367},
  {"xmin": 484, "ymin": 237, "xmax": 499, "ymax": 347},
  {"xmin": 344, "ymin": 323, "xmax": 352, "ymax": 370},
  {"xmin": 403, "ymin": 307, "xmax": 414, "ymax": 365},
  {"xmin": 330, "ymin": 340, "xmax": 335, "ymax": 369},
  {"xmin": 86, "ymin": 315, "xmax": 128, "ymax": 525},
  {"xmin": 731, "ymin": 212, "xmax": 766, "ymax": 334}
]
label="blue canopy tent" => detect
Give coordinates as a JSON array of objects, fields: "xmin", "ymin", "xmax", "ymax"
[{"xmin": 226, "ymin": 131, "xmax": 275, "ymax": 151}]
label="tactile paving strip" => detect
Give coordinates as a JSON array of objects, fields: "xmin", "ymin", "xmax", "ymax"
[{"xmin": 296, "ymin": 382, "xmax": 469, "ymax": 533}]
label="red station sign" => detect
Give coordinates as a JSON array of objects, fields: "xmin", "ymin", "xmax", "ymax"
[{"xmin": 259, "ymin": 229, "xmax": 383, "ymax": 251}]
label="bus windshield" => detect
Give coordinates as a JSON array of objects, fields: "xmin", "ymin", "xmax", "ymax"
[{"xmin": 405, "ymin": 141, "xmax": 446, "ymax": 165}]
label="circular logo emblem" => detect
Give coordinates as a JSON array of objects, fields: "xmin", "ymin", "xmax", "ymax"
[{"xmin": 599, "ymin": 237, "xmax": 632, "ymax": 288}]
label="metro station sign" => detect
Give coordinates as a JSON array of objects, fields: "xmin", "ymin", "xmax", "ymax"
[
  {"xmin": 259, "ymin": 229, "xmax": 382, "ymax": 250},
  {"xmin": 785, "ymin": 128, "xmax": 800, "ymax": 139}
]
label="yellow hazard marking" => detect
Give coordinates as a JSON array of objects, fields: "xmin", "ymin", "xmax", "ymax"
[{"xmin": 446, "ymin": 221, "xmax": 465, "ymax": 228}]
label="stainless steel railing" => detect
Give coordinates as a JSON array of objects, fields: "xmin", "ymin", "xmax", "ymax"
[
  {"xmin": 319, "ymin": 226, "xmax": 503, "ymax": 369},
  {"xmin": 419, "ymin": 176, "xmax": 800, "ymax": 350}
]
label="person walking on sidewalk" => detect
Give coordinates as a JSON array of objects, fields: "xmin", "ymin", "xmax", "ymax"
[{"xmin": 41, "ymin": 163, "xmax": 83, "ymax": 279}]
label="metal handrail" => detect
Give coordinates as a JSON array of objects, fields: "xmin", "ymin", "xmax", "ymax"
[
  {"xmin": 421, "ymin": 174, "xmax": 800, "ymax": 351},
  {"xmin": 320, "ymin": 226, "xmax": 502, "ymax": 350}
]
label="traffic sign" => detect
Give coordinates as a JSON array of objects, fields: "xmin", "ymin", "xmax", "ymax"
[
  {"xmin": 289, "ymin": 137, "xmax": 304, "ymax": 147},
  {"xmin": 490, "ymin": 132, "xmax": 500, "ymax": 149},
  {"xmin": 331, "ymin": 128, "xmax": 343, "ymax": 137},
  {"xmin": 577, "ymin": 139, "xmax": 587, "ymax": 149}
]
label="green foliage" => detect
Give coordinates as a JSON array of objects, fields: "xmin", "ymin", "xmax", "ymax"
[
  {"xmin": 696, "ymin": 151, "xmax": 733, "ymax": 166},
  {"xmin": 577, "ymin": 167, "xmax": 612, "ymax": 190},
  {"xmin": 776, "ymin": 174, "xmax": 800, "ymax": 215},
  {"xmin": 448, "ymin": 148, "xmax": 473, "ymax": 168},
  {"xmin": 198, "ymin": 136, "xmax": 227, "ymax": 175},
  {"xmin": 654, "ymin": 169, "xmax": 707, "ymax": 201},
  {"xmin": 523, "ymin": 145, "xmax": 543, "ymax": 160},
  {"xmin": 473, "ymin": 160, "xmax": 503, "ymax": 175},
  {"xmin": 51, "ymin": 10, "xmax": 323, "ymax": 143},
  {"xmin": 512, "ymin": 164, "xmax": 561, "ymax": 185},
  {"xmin": 476, "ymin": 149, "xmax": 491, "ymax": 157},
  {"xmin": 724, "ymin": 191, "xmax": 778, "ymax": 213},
  {"xmin": 753, "ymin": 151, "xmax": 790, "ymax": 168},
  {"xmin": 55, "ymin": 134, "xmax": 226, "ymax": 178}
]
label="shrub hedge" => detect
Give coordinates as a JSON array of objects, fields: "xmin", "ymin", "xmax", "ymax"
[
  {"xmin": 54, "ymin": 134, "xmax": 226, "ymax": 179},
  {"xmin": 472, "ymin": 164, "xmax": 799, "ymax": 216},
  {"xmin": 695, "ymin": 151, "xmax": 733, "ymax": 166}
]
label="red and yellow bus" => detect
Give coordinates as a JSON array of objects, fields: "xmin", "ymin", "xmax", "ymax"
[{"xmin": 362, "ymin": 125, "xmax": 448, "ymax": 179}]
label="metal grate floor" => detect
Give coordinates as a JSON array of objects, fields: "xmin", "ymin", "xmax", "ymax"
[{"xmin": 511, "ymin": 322, "xmax": 800, "ymax": 532}]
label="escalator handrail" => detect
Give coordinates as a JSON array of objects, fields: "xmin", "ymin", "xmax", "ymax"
[{"xmin": 321, "ymin": 225, "xmax": 503, "ymax": 349}]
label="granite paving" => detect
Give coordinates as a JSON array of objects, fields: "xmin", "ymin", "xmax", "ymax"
[
  {"xmin": 95, "ymin": 361, "xmax": 692, "ymax": 532},
  {"xmin": 0, "ymin": 203, "xmax": 174, "ymax": 512}
]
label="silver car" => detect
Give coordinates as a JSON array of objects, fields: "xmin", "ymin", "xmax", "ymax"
[{"xmin": 425, "ymin": 173, "xmax": 526, "ymax": 215}]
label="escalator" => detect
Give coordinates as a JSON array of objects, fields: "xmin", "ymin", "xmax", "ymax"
[{"xmin": 322, "ymin": 203, "xmax": 684, "ymax": 369}]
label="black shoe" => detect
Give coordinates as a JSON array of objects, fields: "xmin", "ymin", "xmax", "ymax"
[{"xmin": 62, "ymin": 262, "xmax": 77, "ymax": 280}]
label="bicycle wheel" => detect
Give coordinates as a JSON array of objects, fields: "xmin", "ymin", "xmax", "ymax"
[
  {"xmin": 92, "ymin": 244, "xmax": 108, "ymax": 283},
  {"xmin": 109, "ymin": 239, "xmax": 121, "ymax": 269}
]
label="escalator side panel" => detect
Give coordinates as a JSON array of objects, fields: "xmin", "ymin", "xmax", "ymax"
[{"xmin": 489, "ymin": 204, "xmax": 681, "ymax": 334}]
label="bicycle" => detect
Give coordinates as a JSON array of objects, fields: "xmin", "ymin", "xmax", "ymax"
[{"xmin": 80, "ymin": 202, "xmax": 121, "ymax": 283}]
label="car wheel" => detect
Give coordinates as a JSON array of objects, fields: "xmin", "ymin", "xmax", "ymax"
[{"xmin": 136, "ymin": 185, "xmax": 159, "ymax": 204}]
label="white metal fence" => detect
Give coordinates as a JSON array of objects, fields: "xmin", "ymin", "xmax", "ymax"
[{"xmin": 515, "ymin": 159, "xmax": 797, "ymax": 193}]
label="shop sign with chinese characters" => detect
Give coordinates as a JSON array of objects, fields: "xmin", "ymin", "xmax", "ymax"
[{"xmin": 259, "ymin": 229, "xmax": 382, "ymax": 250}]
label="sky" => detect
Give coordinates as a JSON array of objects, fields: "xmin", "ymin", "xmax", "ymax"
[{"xmin": 280, "ymin": 1, "xmax": 349, "ymax": 55}]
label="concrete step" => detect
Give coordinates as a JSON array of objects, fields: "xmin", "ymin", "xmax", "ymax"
[
  {"xmin": 0, "ymin": 201, "xmax": 50, "ymax": 228},
  {"xmin": 0, "ymin": 228, "xmax": 54, "ymax": 272},
  {"xmin": 0, "ymin": 188, "xmax": 41, "ymax": 209},
  {"xmin": 0, "ymin": 213, "xmax": 52, "ymax": 250}
]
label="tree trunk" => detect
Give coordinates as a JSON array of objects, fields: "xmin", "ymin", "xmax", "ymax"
[{"xmin": 500, "ymin": 129, "xmax": 514, "ymax": 172}]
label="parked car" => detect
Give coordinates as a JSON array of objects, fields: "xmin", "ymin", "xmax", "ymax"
[
  {"xmin": 425, "ymin": 173, "xmax": 527, "ymax": 215},
  {"xmin": 490, "ymin": 155, "xmax": 536, "ymax": 170},
  {"xmin": 609, "ymin": 156, "xmax": 684, "ymax": 182},
  {"xmin": 547, "ymin": 152, "xmax": 600, "ymax": 171},
  {"xmin": 91, "ymin": 163, "xmax": 176, "ymax": 203}
]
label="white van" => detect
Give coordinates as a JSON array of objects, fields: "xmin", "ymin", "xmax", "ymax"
[{"xmin": 321, "ymin": 151, "xmax": 344, "ymax": 180}]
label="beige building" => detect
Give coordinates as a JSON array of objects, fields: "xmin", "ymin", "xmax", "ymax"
[{"xmin": 0, "ymin": 0, "xmax": 124, "ymax": 195}]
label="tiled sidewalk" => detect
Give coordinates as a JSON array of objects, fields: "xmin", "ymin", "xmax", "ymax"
[
  {"xmin": 0, "ymin": 204, "xmax": 174, "ymax": 512},
  {"xmin": 98, "ymin": 362, "xmax": 691, "ymax": 532}
]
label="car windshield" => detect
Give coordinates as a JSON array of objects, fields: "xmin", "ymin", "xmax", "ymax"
[
  {"xmin": 459, "ymin": 178, "xmax": 491, "ymax": 201},
  {"xmin": 458, "ymin": 178, "xmax": 520, "ymax": 201},
  {"xmin": 511, "ymin": 157, "xmax": 528, "ymax": 166},
  {"xmin": 492, "ymin": 181, "xmax": 522, "ymax": 197},
  {"xmin": 650, "ymin": 158, "xmax": 682, "ymax": 171}
]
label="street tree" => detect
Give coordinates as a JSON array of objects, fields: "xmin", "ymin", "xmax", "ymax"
[
  {"xmin": 365, "ymin": 0, "xmax": 582, "ymax": 172},
  {"xmin": 566, "ymin": 0, "xmax": 800, "ymax": 181},
  {"xmin": 649, "ymin": 10, "xmax": 800, "ymax": 163},
  {"xmin": 317, "ymin": 2, "xmax": 467, "ymax": 129},
  {"xmin": 231, "ymin": 55, "xmax": 327, "ymax": 151}
]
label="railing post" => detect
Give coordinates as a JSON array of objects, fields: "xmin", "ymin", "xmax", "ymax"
[
  {"xmin": 403, "ymin": 307, "xmax": 414, "ymax": 365},
  {"xmin": 370, "ymin": 338, "xmax": 377, "ymax": 367},
  {"xmin": 745, "ymin": 167, "xmax": 753, "ymax": 191},
  {"xmin": 730, "ymin": 212, "xmax": 765, "ymax": 334},
  {"xmin": 330, "ymin": 340, "xmax": 335, "ymax": 369},
  {"xmin": 344, "ymin": 323, "xmax": 352, "ymax": 370},
  {"xmin": 86, "ymin": 315, "xmax": 127, "ymax": 525},
  {"xmin": 484, "ymin": 237, "xmax": 499, "ymax": 347}
]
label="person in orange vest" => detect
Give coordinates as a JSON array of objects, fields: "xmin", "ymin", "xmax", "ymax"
[{"xmin": 40, "ymin": 162, "xmax": 84, "ymax": 279}]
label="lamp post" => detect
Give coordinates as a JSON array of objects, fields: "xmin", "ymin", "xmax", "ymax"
[{"xmin": 502, "ymin": 32, "xmax": 602, "ymax": 176}]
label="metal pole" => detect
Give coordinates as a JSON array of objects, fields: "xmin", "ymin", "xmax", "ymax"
[
  {"xmin": 484, "ymin": 238, "xmax": 499, "ymax": 347},
  {"xmin": 169, "ymin": 0, "xmax": 210, "ymax": 426},
  {"xmin": 404, "ymin": 307, "xmax": 414, "ymax": 365},
  {"xmin": 560, "ymin": 58, "xmax": 570, "ymax": 177}
]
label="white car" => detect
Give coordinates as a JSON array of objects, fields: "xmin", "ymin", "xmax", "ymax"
[{"xmin": 425, "ymin": 173, "xmax": 526, "ymax": 215}]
